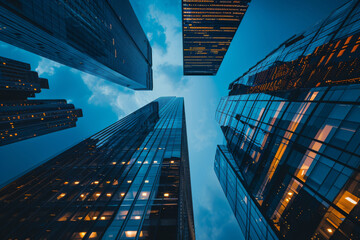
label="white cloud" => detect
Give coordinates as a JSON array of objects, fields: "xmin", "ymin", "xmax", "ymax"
[
  {"xmin": 148, "ymin": 4, "xmax": 183, "ymax": 69},
  {"xmin": 36, "ymin": 57, "xmax": 61, "ymax": 76},
  {"xmin": 146, "ymin": 32, "xmax": 153, "ymax": 41}
]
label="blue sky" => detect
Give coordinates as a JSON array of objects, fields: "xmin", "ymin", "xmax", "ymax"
[{"xmin": 0, "ymin": 0, "xmax": 344, "ymax": 239}]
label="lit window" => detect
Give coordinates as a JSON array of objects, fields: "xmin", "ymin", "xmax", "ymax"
[
  {"xmin": 79, "ymin": 232, "xmax": 87, "ymax": 238},
  {"xmin": 112, "ymin": 162, "xmax": 117, "ymax": 165},
  {"xmin": 106, "ymin": 193, "xmax": 112, "ymax": 197},
  {"xmin": 93, "ymin": 181, "xmax": 99, "ymax": 184},
  {"xmin": 164, "ymin": 193, "xmax": 169, "ymax": 197},
  {"xmin": 134, "ymin": 216, "xmax": 141, "ymax": 220},
  {"xmin": 121, "ymin": 193, "xmax": 125, "ymax": 197},
  {"xmin": 327, "ymin": 228, "xmax": 333, "ymax": 233},
  {"xmin": 170, "ymin": 160, "xmax": 174, "ymax": 164},
  {"xmin": 142, "ymin": 192, "xmax": 147, "ymax": 197},
  {"xmin": 89, "ymin": 232, "xmax": 98, "ymax": 238},
  {"xmin": 336, "ymin": 191, "xmax": 359, "ymax": 214},
  {"xmin": 100, "ymin": 216, "xmax": 106, "ymax": 220},
  {"xmin": 127, "ymin": 180, "xmax": 132, "ymax": 183},
  {"xmin": 74, "ymin": 181, "xmax": 80, "ymax": 185},
  {"xmin": 125, "ymin": 231, "xmax": 137, "ymax": 238},
  {"xmin": 57, "ymin": 193, "xmax": 66, "ymax": 200},
  {"xmin": 64, "ymin": 182, "xmax": 69, "ymax": 185},
  {"xmin": 95, "ymin": 193, "xmax": 101, "ymax": 197},
  {"xmin": 145, "ymin": 180, "xmax": 149, "ymax": 183}
]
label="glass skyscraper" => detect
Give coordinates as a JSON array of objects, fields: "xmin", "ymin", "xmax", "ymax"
[
  {"xmin": 215, "ymin": 1, "xmax": 360, "ymax": 239},
  {"xmin": 182, "ymin": 0, "xmax": 251, "ymax": 75},
  {"xmin": 0, "ymin": 56, "xmax": 82, "ymax": 146},
  {"xmin": 0, "ymin": 0, "xmax": 152, "ymax": 90},
  {"xmin": 0, "ymin": 97, "xmax": 195, "ymax": 240}
]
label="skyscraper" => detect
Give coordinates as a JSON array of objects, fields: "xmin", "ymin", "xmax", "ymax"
[
  {"xmin": 0, "ymin": 0, "xmax": 152, "ymax": 90},
  {"xmin": 182, "ymin": 0, "xmax": 251, "ymax": 75},
  {"xmin": 0, "ymin": 56, "xmax": 82, "ymax": 146},
  {"xmin": 215, "ymin": 1, "xmax": 360, "ymax": 239},
  {"xmin": 0, "ymin": 97, "xmax": 195, "ymax": 240}
]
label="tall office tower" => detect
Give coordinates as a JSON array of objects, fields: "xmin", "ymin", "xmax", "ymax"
[
  {"xmin": 182, "ymin": 0, "xmax": 251, "ymax": 75},
  {"xmin": 0, "ymin": 56, "xmax": 82, "ymax": 146},
  {"xmin": 0, "ymin": 97, "xmax": 195, "ymax": 240},
  {"xmin": 0, "ymin": 0, "xmax": 152, "ymax": 90},
  {"xmin": 215, "ymin": 1, "xmax": 360, "ymax": 239}
]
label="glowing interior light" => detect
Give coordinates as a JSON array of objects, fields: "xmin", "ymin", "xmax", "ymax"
[
  {"xmin": 125, "ymin": 231, "xmax": 137, "ymax": 238},
  {"xmin": 94, "ymin": 181, "xmax": 99, "ymax": 184},
  {"xmin": 106, "ymin": 181, "xmax": 111, "ymax": 184},
  {"xmin": 92, "ymin": 216, "xmax": 97, "ymax": 220},
  {"xmin": 127, "ymin": 180, "xmax": 132, "ymax": 183},
  {"xmin": 170, "ymin": 160, "xmax": 174, "ymax": 164},
  {"xmin": 74, "ymin": 181, "xmax": 80, "ymax": 185},
  {"xmin": 138, "ymin": 161, "xmax": 141, "ymax": 164},
  {"xmin": 112, "ymin": 162, "xmax": 116, "ymax": 165},
  {"xmin": 106, "ymin": 193, "xmax": 112, "ymax": 197},
  {"xmin": 345, "ymin": 197, "xmax": 358, "ymax": 205},
  {"xmin": 288, "ymin": 192, "xmax": 293, "ymax": 196},
  {"xmin": 144, "ymin": 161, "xmax": 148, "ymax": 164},
  {"xmin": 285, "ymin": 198, "xmax": 289, "ymax": 202},
  {"xmin": 134, "ymin": 216, "xmax": 141, "ymax": 220},
  {"xmin": 64, "ymin": 182, "xmax": 69, "ymax": 185},
  {"xmin": 122, "ymin": 162, "xmax": 126, "ymax": 164},
  {"xmin": 145, "ymin": 180, "xmax": 149, "ymax": 183},
  {"xmin": 154, "ymin": 161, "xmax": 158, "ymax": 163},
  {"xmin": 142, "ymin": 192, "xmax": 147, "ymax": 196},
  {"xmin": 80, "ymin": 194, "xmax": 85, "ymax": 198},
  {"xmin": 144, "ymin": 148, "xmax": 147, "ymax": 150},
  {"xmin": 100, "ymin": 216, "xmax": 106, "ymax": 220},
  {"xmin": 59, "ymin": 193, "xmax": 66, "ymax": 198},
  {"xmin": 164, "ymin": 193, "xmax": 169, "ymax": 197},
  {"xmin": 327, "ymin": 228, "xmax": 333, "ymax": 233},
  {"xmin": 121, "ymin": 193, "xmax": 125, "ymax": 197},
  {"xmin": 79, "ymin": 232, "xmax": 86, "ymax": 238},
  {"xmin": 95, "ymin": 193, "xmax": 101, "ymax": 197},
  {"xmin": 158, "ymin": 148, "xmax": 162, "ymax": 150},
  {"xmin": 89, "ymin": 232, "xmax": 97, "ymax": 238}
]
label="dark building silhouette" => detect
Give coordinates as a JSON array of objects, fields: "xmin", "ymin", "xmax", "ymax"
[
  {"xmin": 182, "ymin": 0, "xmax": 251, "ymax": 75},
  {"xmin": 0, "ymin": 0, "xmax": 152, "ymax": 90},
  {"xmin": 215, "ymin": 1, "xmax": 360, "ymax": 239},
  {"xmin": 0, "ymin": 56, "xmax": 82, "ymax": 146},
  {"xmin": 0, "ymin": 97, "xmax": 195, "ymax": 240}
]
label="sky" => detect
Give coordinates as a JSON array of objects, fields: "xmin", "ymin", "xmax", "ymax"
[{"xmin": 0, "ymin": 0, "xmax": 345, "ymax": 239}]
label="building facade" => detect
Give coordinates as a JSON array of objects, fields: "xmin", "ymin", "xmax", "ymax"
[
  {"xmin": 0, "ymin": 56, "xmax": 82, "ymax": 146},
  {"xmin": 182, "ymin": 0, "xmax": 251, "ymax": 75},
  {"xmin": 0, "ymin": 97, "xmax": 195, "ymax": 240},
  {"xmin": 215, "ymin": 1, "xmax": 360, "ymax": 239},
  {"xmin": 0, "ymin": 0, "xmax": 152, "ymax": 90}
]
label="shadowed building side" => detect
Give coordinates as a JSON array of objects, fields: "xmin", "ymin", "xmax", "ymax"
[
  {"xmin": 215, "ymin": 1, "xmax": 360, "ymax": 239},
  {"xmin": 0, "ymin": 97, "xmax": 195, "ymax": 240},
  {"xmin": 0, "ymin": 0, "xmax": 152, "ymax": 90}
]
